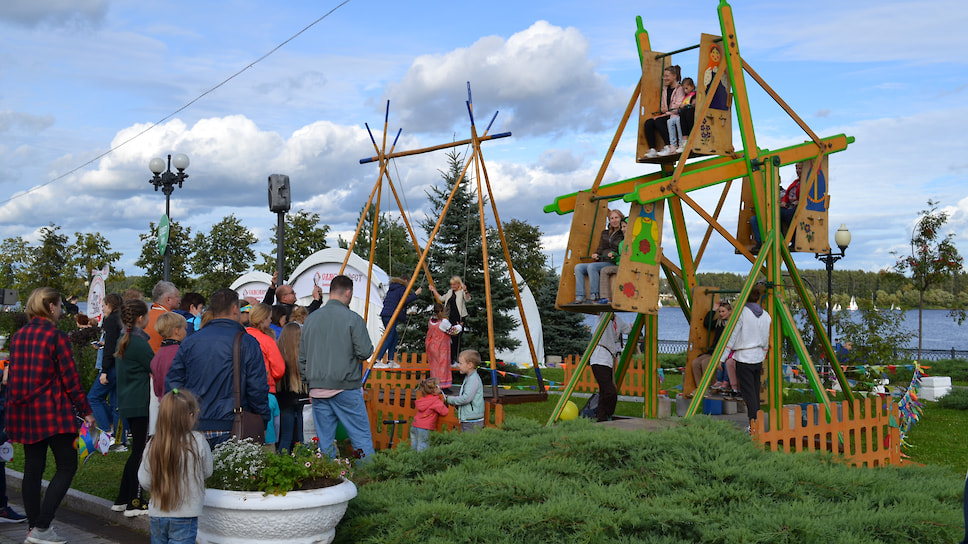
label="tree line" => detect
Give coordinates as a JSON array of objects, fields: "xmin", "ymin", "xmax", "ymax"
[{"xmin": 0, "ymin": 150, "xmax": 590, "ymax": 358}]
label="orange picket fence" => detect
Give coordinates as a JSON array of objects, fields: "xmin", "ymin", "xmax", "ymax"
[
  {"xmin": 560, "ymin": 354, "xmax": 653, "ymax": 397},
  {"xmin": 363, "ymin": 352, "xmax": 504, "ymax": 450},
  {"xmin": 752, "ymin": 397, "xmax": 902, "ymax": 467},
  {"xmin": 365, "ymin": 386, "xmax": 504, "ymax": 450}
]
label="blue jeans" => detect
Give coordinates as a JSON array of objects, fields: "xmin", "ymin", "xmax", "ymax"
[
  {"xmin": 377, "ymin": 316, "xmax": 399, "ymax": 361},
  {"xmin": 750, "ymin": 208, "xmax": 795, "ymax": 244},
  {"xmin": 311, "ymin": 390, "xmax": 374, "ymax": 461},
  {"xmin": 150, "ymin": 516, "xmax": 198, "ymax": 544},
  {"xmin": 410, "ymin": 427, "xmax": 430, "ymax": 451},
  {"xmin": 278, "ymin": 404, "xmax": 304, "ymax": 453},
  {"xmin": 574, "ymin": 261, "xmax": 613, "ymax": 300},
  {"xmin": 88, "ymin": 367, "xmax": 118, "ymax": 435}
]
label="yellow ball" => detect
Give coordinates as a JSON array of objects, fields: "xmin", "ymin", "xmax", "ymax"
[{"xmin": 559, "ymin": 401, "xmax": 579, "ymax": 421}]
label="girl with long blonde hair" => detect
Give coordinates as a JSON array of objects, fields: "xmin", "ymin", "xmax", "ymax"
[
  {"xmin": 138, "ymin": 389, "xmax": 212, "ymax": 543},
  {"xmin": 275, "ymin": 322, "xmax": 307, "ymax": 452}
]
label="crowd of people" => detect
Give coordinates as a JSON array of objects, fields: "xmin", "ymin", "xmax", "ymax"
[{"xmin": 0, "ymin": 272, "xmax": 484, "ymax": 543}]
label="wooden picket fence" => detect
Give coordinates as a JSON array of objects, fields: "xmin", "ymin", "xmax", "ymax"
[
  {"xmin": 752, "ymin": 396, "xmax": 903, "ymax": 467},
  {"xmin": 363, "ymin": 351, "xmax": 504, "ymax": 450},
  {"xmin": 560, "ymin": 354, "xmax": 654, "ymax": 397},
  {"xmin": 365, "ymin": 386, "xmax": 504, "ymax": 450}
]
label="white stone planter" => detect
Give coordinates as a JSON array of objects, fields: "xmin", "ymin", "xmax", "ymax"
[{"xmin": 199, "ymin": 478, "xmax": 357, "ymax": 544}]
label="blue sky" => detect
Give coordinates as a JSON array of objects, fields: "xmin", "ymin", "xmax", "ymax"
[{"xmin": 1, "ymin": 0, "xmax": 966, "ymax": 282}]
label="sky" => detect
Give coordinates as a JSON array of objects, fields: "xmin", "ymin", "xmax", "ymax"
[{"xmin": 1, "ymin": 0, "xmax": 967, "ymax": 285}]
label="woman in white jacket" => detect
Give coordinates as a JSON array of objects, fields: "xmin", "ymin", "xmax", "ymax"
[{"xmin": 722, "ymin": 284, "xmax": 772, "ymax": 426}]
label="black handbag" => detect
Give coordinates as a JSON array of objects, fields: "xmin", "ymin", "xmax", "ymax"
[{"xmin": 230, "ymin": 331, "xmax": 265, "ymax": 443}]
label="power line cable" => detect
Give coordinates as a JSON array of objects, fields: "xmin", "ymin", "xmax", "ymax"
[{"xmin": 0, "ymin": 0, "xmax": 353, "ymax": 206}]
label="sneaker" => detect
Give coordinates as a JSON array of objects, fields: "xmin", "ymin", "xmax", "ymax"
[
  {"xmin": 26, "ymin": 526, "xmax": 67, "ymax": 544},
  {"xmin": 644, "ymin": 148, "xmax": 658, "ymax": 158},
  {"xmin": 0, "ymin": 506, "xmax": 25, "ymax": 523},
  {"xmin": 372, "ymin": 362, "xmax": 390, "ymax": 369},
  {"xmin": 657, "ymin": 146, "xmax": 673, "ymax": 156},
  {"xmin": 595, "ymin": 298, "xmax": 610, "ymax": 305},
  {"xmin": 676, "ymin": 144, "xmax": 686, "ymax": 153},
  {"xmin": 110, "ymin": 502, "xmax": 126, "ymax": 512},
  {"xmin": 124, "ymin": 499, "xmax": 148, "ymax": 517},
  {"xmin": 388, "ymin": 361, "xmax": 401, "ymax": 369},
  {"xmin": 108, "ymin": 443, "xmax": 128, "ymax": 453},
  {"xmin": 567, "ymin": 298, "xmax": 585, "ymax": 305},
  {"xmin": 711, "ymin": 381, "xmax": 724, "ymax": 391}
]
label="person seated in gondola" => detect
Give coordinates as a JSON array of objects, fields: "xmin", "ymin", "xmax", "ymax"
[{"xmin": 571, "ymin": 209, "xmax": 624, "ymax": 304}]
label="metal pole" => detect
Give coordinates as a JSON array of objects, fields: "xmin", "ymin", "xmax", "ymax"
[
  {"xmin": 163, "ymin": 190, "xmax": 171, "ymax": 282},
  {"xmin": 826, "ymin": 250, "xmax": 833, "ymax": 343},
  {"xmin": 275, "ymin": 211, "xmax": 285, "ymax": 288}
]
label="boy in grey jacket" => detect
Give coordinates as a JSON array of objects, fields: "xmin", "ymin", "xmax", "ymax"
[{"xmin": 446, "ymin": 350, "xmax": 485, "ymax": 432}]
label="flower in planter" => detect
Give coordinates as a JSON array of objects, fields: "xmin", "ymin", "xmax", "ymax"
[{"xmin": 208, "ymin": 438, "xmax": 354, "ymax": 496}]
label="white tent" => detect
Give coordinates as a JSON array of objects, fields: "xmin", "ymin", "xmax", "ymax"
[
  {"xmin": 231, "ymin": 249, "xmax": 544, "ymax": 366},
  {"xmin": 231, "ymin": 248, "xmax": 390, "ymax": 346},
  {"xmin": 496, "ymin": 269, "xmax": 545, "ymax": 367}
]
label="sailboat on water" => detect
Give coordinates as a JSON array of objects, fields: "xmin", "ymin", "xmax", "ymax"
[
  {"xmin": 832, "ymin": 303, "xmax": 842, "ymax": 311},
  {"xmin": 848, "ymin": 296, "xmax": 858, "ymax": 311}
]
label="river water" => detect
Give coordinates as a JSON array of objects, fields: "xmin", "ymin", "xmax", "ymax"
[{"xmin": 585, "ymin": 307, "xmax": 968, "ymax": 352}]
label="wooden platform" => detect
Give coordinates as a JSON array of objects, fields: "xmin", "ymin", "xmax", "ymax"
[{"xmin": 559, "ymin": 301, "xmax": 615, "ymax": 313}]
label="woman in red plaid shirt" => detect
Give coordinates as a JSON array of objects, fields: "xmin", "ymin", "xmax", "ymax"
[{"xmin": 7, "ymin": 287, "xmax": 95, "ymax": 544}]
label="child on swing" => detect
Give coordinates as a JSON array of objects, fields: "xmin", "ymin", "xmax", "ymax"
[
  {"xmin": 425, "ymin": 303, "xmax": 459, "ymax": 393},
  {"xmin": 410, "ymin": 377, "xmax": 448, "ymax": 451},
  {"xmin": 138, "ymin": 389, "xmax": 212, "ymax": 544}
]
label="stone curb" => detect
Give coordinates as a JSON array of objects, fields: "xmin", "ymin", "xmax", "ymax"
[{"xmin": 6, "ymin": 469, "xmax": 150, "ymax": 533}]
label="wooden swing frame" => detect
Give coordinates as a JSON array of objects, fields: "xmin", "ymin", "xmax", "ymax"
[{"xmin": 343, "ymin": 87, "xmax": 548, "ymax": 404}]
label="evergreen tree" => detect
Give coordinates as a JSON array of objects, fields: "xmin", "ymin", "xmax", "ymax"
[
  {"xmin": 535, "ymin": 269, "xmax": 590, "ymax": 356},
  {"xmin": 338, "ymin": 204, "xmax": 419, "ymax": 278},
  {"xmin": 255, "ymin": 209, "xmax": 330, "ymax": 278},
  {"xmin": 191, "ymin": 215, "xmax": 258, "ymax": 294},
  {"xmin": 398, "ymin": 150, "xmax": 519, "ymax": 357},
  {"xmin": 135, "ymin": 220, "xmax": 193, "ymax": 293}
]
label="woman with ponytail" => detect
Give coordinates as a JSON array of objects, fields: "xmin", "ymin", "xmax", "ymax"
[{"xmin": 112, "ymin": 299, "xmax": 153, "ymax": 517}]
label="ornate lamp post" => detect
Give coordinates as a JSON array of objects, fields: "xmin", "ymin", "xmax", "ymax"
[
  {"xmin": 815, "ymin": 223, "xmax": 851, "ymax": 343},
  {"xmin": 148, "ymin": 153, "xmax": 190, "ymax": 282}
]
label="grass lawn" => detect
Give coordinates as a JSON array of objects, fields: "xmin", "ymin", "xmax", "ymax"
[{"xmin": 7, "ymin": 364, "xmax": 966, "ymax": 503}]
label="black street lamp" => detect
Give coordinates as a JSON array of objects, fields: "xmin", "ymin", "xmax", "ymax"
[
  {"xmin": 148, "ymin": 153, "xmax": 190, "ymax": 282},
  {"xmin": 815, "ymin": 223, "xmax": 852, "ymax": 345}
]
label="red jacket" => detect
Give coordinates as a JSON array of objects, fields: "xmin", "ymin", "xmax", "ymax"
[
  {"xmin": 412, "ymin": 394, "xmax": 449, "ymax": 431},
  {"xmin": 246, "ymin": 327, "xmax": 285, "ymax": 393},
  {"xmin": 7, "ymin": 318, "xmax": 92, "ymax": 444}
]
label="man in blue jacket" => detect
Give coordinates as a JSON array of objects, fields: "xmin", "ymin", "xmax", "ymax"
[{"xmin": 166, "ymin": 288, "xmax": 269, "ymax": 448}]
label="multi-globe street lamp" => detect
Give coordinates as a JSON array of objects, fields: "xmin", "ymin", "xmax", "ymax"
[{"xmin": 148, "ymin": 153, "xmax": 190, "ymax": 282}]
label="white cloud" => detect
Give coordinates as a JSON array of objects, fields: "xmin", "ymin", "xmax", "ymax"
[
  {"xmin": 0, "ymin": 0, "xmax": 108, "ymax": 28},
  {"xmin": 384, "ymin": 21, "xmax": 626, "ymax": 138}
]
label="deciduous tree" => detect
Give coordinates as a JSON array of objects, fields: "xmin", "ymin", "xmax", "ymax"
[
  {"xmin": 191, "ymin": 215, "xmax": 258, "ymax": 294},
  {"xmin": 135, "ymin": 220, "xmax": 193, "ymax": 293},
  {"xmin": 256, "ymin": 210, "xmax": 330, "ymax": 278},
  {"xmin": 893, "ymin": 200, "xmax": 965, "ymax": 360}
]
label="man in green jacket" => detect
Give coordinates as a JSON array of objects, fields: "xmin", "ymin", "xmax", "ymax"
[{"xmin": 299, "ymin": 275, "xmax": 374, "ymax": 460}]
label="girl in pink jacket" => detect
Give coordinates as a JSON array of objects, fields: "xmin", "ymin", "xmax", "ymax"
[{"xmin": 410, "ymin": 378, "xmax": 448, "ymax": 451}]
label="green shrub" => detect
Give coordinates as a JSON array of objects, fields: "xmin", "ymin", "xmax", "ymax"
[
  {"xmin": 937, "ymin": 387, "xmax": 968, "ymax": 410},
  {"xmin": 339, "ymin": 417, "xmax": 964, "ymax": 543}
]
